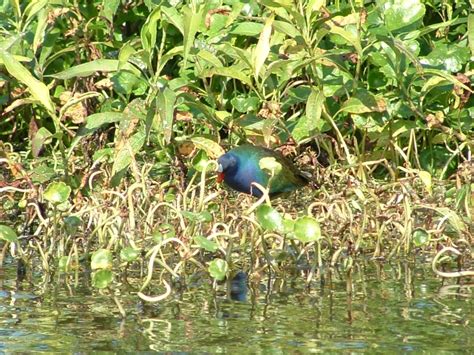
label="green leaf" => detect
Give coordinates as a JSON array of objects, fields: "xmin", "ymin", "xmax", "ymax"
[
  {"xmin": 120, "ymin": 247, "xmax": 140, "ymax": 262},
  {"xmin": 0, "ymin": 51, "xmax": 55, "ymax": 114},
  {"xmin": 182, "ymin": 5, "xmax": 204, "ymax": 72},
  {"xmin": 182, "ymin": 210, "xmax": 213, "ymax": 223},
  {"xmin": 192, "ymin": 150, "xmax": 210, "ymax": 172},
  {"xmin": 140, "ymin": 7, "xmax": 161, "ymax": 54},
  {"xmin": 0, "ymin": 225, "xmax": 18, "ymax": 243},
  {"xmin": 381, "ymin": 0, "xmax": 426, "ymax": 32},
  {"xmin": 156, "ymin": 86, "xmax": 177, "ymax": 144},
  {"xmin": 50, "ymin": 59, "xmax": 140, "ymax": 80},
  {"xmin": 256, "ymin": 205, "xmax": 283, "ymax": 232},
  {"xmin": 92, "ymin": 269, "xmax": 113, "ymax": 289},
  {"xmin": 306, "ymin": 87, "xmax": 325, "ymax": 129},
  {"xmin": 91, "ymin": 249, "xmax": 113, "ymax": 270},
  {"xmin": 412, "ymin": 228, "xmax": 430, "ymax": 247},
  {"xmin": 194, "ymin": 236, "xmax": 218, "ymax": 252},
  {"xmin": 203, "ymin": 66, "xmax": 254, "ymax": 89},
  {"xmin": 231, "ymin": 95, "xmax": 260, "ymax": 113},
  {"xmin": 294, "ymin": 216, "xmax": 321, "ymax": 243},
  {"xmin": 112, "ymin": 130, "xmax": 146, "ymax": 175},
  {"xmin": 64, "ymin": 216, "xmax": 81, "ymax": 235},
  {"xmin": 208, "ymin": 258, "xmax": 228, "ymax": 281},
  {"xmin": 419, "ymin": 146, "xmax": 458, "ymax": 179},
  {"xmin": 341, "ymin": 89, "xmax": 385, "ymax": 114},
  {"xmin": 254, "ymin": 14, "xmax": 274, "ymax": 78},
  {"xmin": 44, "ymin": 182, "xmax": 71, "ymax": 204},
  {"xmin": 468, "ymin": 14, "xmax": 474, "ymax": 57},
  {"xmin": 31, "ymin": 127, "xmax": 53, "ymax": 158},
  {"xmin": 229, "ymin": 22, "xmax": 264, "ymax": 36},
  {"xmin": 191, "ymin": 137, "xmax": 225, "ymax": 158}
]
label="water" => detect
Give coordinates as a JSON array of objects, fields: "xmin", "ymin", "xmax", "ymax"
[{"xmin": 0, "ymin": 260, "xmax": 472, "ymax": 352}]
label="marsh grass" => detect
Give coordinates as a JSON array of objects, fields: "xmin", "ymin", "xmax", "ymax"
[{"xmin": 1, "ymin": 155, "xmax": 472, "ymax": 304}]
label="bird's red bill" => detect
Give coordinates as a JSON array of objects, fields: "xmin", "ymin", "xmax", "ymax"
[{"xmin": 217, "ymin": 172, "xmax": 225, "ymax": 183}]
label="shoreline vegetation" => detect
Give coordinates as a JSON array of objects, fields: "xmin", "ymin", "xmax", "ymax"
[{"xmin": 0, "ymin": 0, "xmax": 473, "ymax": 300}]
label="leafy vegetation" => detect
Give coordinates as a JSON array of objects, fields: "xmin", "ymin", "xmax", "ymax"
[{"xmin": 0, "ymin": 0, "xmax": 473, "ymax": 299}]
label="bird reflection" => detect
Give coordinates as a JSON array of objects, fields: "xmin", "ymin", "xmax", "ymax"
[{"xmin": 229, "ymin": 271, "xmax": 248, "ymax": 302}]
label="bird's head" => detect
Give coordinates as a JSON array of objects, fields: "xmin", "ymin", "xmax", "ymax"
[{"xmin": 216, "ymin": 153, "xmax": 238, "ymax": 183}]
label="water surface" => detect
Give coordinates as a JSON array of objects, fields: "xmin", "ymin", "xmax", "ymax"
[{"xmin": 0, "ymin": 260, "xmax": 472, "ymax": 352}]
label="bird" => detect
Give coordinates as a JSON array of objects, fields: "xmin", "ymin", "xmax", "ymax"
[{"xmin": 216, "ymin": 144, "xmax": 309, "ymax": 198}]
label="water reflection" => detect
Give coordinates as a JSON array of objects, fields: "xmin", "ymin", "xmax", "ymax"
[{"xmin": 0, "ymin": 259, "xmax": 472, "ymax": 352}]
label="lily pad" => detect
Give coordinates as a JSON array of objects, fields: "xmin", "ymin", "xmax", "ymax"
[
  {"xmin": 208, "ymin": 258, "xmax": 228, "ymax": 281},
  {"xmin": 91, "ymin": 249, "xmax": 113, "ymax": 270},
  {"xmin": 294, "ymin": 216, "xmax": 322, "ymax": 243},
  {"xmin": 44, "ymin": 181, "xmax": 71, "ymax": 204},
  {"xmin": 256, "ymin": 205, "xmax": 283, "ymax": 232}
]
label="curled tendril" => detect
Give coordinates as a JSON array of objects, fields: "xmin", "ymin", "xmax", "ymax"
[{"xmin": 432, "ymin": 246, "xmax": 474, "ymax": 278}]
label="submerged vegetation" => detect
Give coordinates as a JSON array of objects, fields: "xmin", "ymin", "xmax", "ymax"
[{"xmin": 0, "ymin": 0, "xmax": 473, "ymax": 303}]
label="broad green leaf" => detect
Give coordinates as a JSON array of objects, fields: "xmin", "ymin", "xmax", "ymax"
[
  {"xmin": 112, "ymin": 130, "xmax": 146, "ymax": 174},
  {"xmin": 31, "ymin": 127, "xmax": 53, "ymax": 158},
  {"xmin": 192, "ymin": 149, "xmax": 210, "ymax": 172},
  {"xmin": 294, "ymin": 216, "xmax": 321, "ymax": 243},
  {"xmin": 44, "ymin": 182, "xmax": 71, "ymax": 204},
  {"xmin": 204, "ymin": 66, "xmax": 254, "ymax": 89},
  {"xmin": 418, "ymin": 170, "xmax": 432, "ymax": 195},
  {"xmin": 381, "ymin": 0, "xmax": 426, "ymax": 32},
  {"xmin": 469, "ymin": 14, "xmax": 474, "ymax": 57},
  {"xmin": 64, "ymin": 216, "xmax": 81, "ymax": 235},
  {"xmin": 141, "ymin": 7, "xmax": 161, "ymax": 54},
  {"xmin": 256, "ymin": 205, "xmax": 283, "ymax": 232},
  {"xmin": 23, "ymin": 0, "xmax": 48, "ymax": 28},
  {"xmin": 182, "ymin": 210, "xmax": 212, "ymax": 223},
  {"xmin": 92, "ymin": 270, "xmax": 113, "ymax": 289},
  {"xmin": 208, "ymin": 258, "xmax": 228, "ymax": 281},
  {"xmin": 161, "ymin": 5, "xmax": 184, "ymax": 34},
  {"xmin": 419, "ymin": 146, "xmax": 458, "ymax": 179},
  {"xmin": 229, "ymin": 22, "xmax": 264, "ymax": 36},
  {"xmin": 230, "ymin": 95, "xmax": 260, "ymax": 113},
  {"xmin": 254, "ymin": 14, "xmax": 274, "ymax": 78},
  {"xmin": 120, "ymin": 247, "xmax": 140, "ymax": 262},
  {"xmin": 50, "ymin": 59, "xmax": 140, "ymax": 80},
  {"xmin": 156, "ymin": 86, "xmax": 177, "ymax": 144},
  {"xmin": 191, "ymin": 137, "xmax": 225, "ymax": 158},
  {"xmin": 327, "ymin": 24, "xmax": 362, "ymax": 54},
  {"xmin": 100, "ymin": 0, "xmax": 120, "ymax": 22},
  {"xmin": 412, "ymin": 228, "xmax": 430, "ymax": 246},
  {"xmin": 273, "ymin": 20, "xmax": 300, "ymax": 38},
  {"xmin": 341, "ymin": 90, "xmax": 386, "ymax": 114},
  {"xmin": 194, "ymin": 236, "xmax": 218, "ymax": 252},
  {"xmin": 0, "ymin": 225, "xmax": 18, "ymax": 243},
  {"xmin": 0, "ymin": 51, "xmax": 55, "ymax": 114},
  {"xmin": 91, "ymin": 249, "xmax": 113, "ymax": 270},
  {"xmin": 306, "ymin": 87, "xmax": 324, "ymax": 129}
]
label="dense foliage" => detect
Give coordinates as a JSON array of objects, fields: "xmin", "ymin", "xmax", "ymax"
[{"xmin": 0, "ymin": 0, "xmax": 473, "ymax": 291}]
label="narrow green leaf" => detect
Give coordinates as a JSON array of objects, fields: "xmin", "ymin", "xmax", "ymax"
[
  {"xmin": 141, "ymin": 7, "xmax": 161, "ymax": 54},
  {"xmin": 49, "ymin": 59, "xmax": 140, "ymax": 80},
  {"xmin": 254, "ymin": 14, "xmax": 274, "ymax": 79},
  {"xmin": 156, "ymin": 86, "xmax": 177, "ymax": 144},
  {"xmin": 306, "ymin": 87, "xmax": 324, "ymax": 129},
  {"xmin": 204, "ymin": 66, "xmax": 254, "ymax": 89},
  {"xmin": 0, "ymin": 51, "xmax": 55, "ymax": 114},
  {"xmin": 182, "ymin": 5, "xmax": 203, "ymax": 71},
  {"xmin": 467, "ymin": 12, "xmax": 474, "ymax": 58},
  {"xmin": 33, "ymin": 8, "xmax": 48, "ymax": 54}
]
